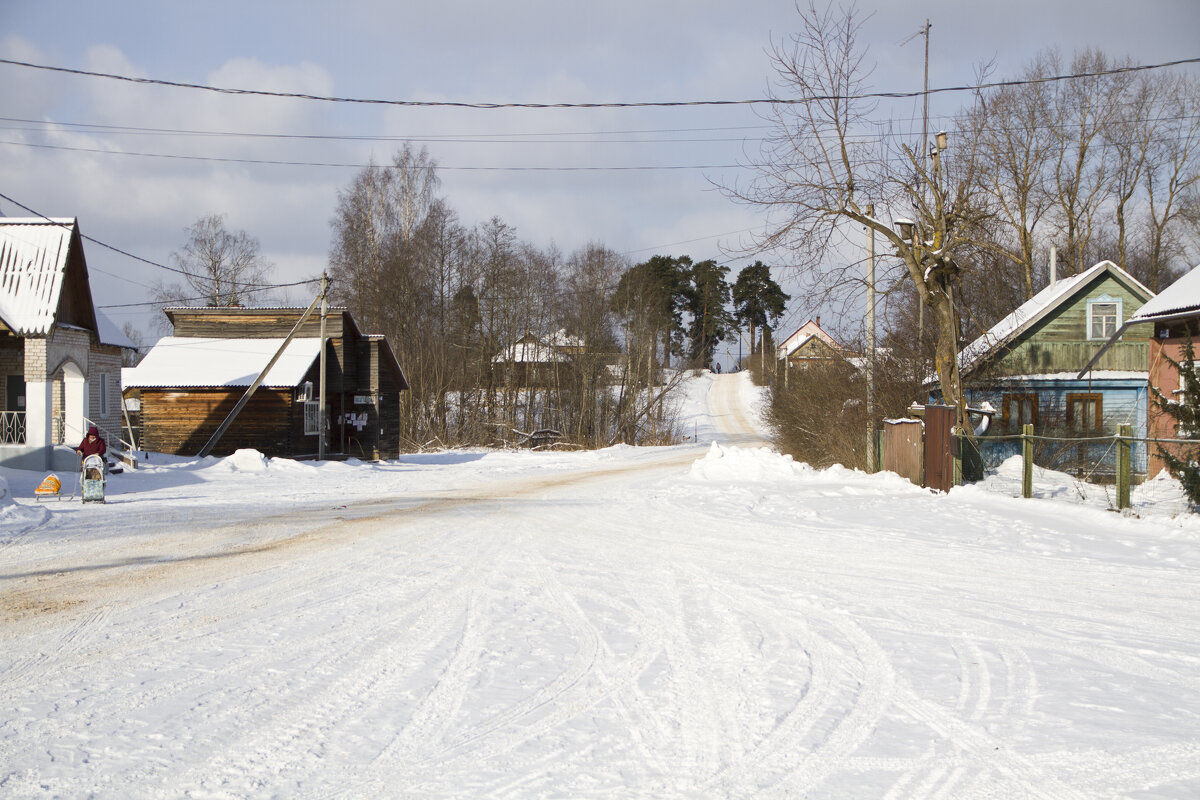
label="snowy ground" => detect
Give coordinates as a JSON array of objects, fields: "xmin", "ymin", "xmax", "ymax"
[{"xmin": 1, "ymin": 371, "xmax": 1199, "ymax": 798}]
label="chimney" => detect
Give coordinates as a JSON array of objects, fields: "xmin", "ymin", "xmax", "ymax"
[
  {"xmin": 816, "ymin": 316, "xmax": 821, "ymax": 327},
  {"xmin": 1050, "ymin": 246, "xmax": 1057, "ymax": 287}
]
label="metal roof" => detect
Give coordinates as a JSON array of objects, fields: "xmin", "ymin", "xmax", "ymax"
[
  {"xmin": 122, "ymin": 337, "xmax": 323, "ymax": 388},
  {"xmin": 0, "ymin": 217, "xmax": 77, "ymax": 335},
  {"xmin": 1129, "ymin": 263, "xmax": 1200, "ymax": 322}
]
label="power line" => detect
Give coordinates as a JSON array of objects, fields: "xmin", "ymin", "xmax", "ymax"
[
  {"xmin": 7, "ymin": 109, "xmax": 1198, "ymax": 146},
  {"xmin": 0, "ymin": 140, "xmax": 753, "ymax": 171},
  {"xmin": 0, "ymin": 116, "xmax": 772, "ymax": 144},
  {"xmin": 0, "ymin": 190, "xmax": 322, "ymax": 291},
  {"xmin": 2, "ymin": 55, "xmax": 1198, "ymax": 109}
]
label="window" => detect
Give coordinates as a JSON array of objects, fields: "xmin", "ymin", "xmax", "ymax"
[
  {"xmin": 1066, "ymin": 393, "xmax": 1103, "ymax": 433},
  {"xmin": 1087, "ymin": 296, "xmax": 1121, "ymax": 340},
  {"xmin": 98, "ymin": 373, "xmax": 109, "ymax": 417},
  {"xmin": 304, "ymin": 400, "xmax": 320, "ymax": 435},
  {"xmin": 1002, "ymin": 393, "xmax": 1039, "ymax": 432}
]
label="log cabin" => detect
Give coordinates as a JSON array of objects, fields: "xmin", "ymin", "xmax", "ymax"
[{"xmin": 123, "ymin": 307, "xmax": 407, "ymax": 459}]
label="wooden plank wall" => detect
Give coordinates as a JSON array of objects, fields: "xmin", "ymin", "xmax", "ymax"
[
  {"xmin": 169, "ymin": 310, "xmax": 346, "ymax": 340},
  {"xmin": 139, "ymin": 388, "xmax": 313, "ymax": 457},
  {"xmin": 883, "ymin": 420, "xmax": 923, "ymax": 486}
]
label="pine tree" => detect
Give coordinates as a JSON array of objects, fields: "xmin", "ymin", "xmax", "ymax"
[{"xmin": 1150, "ymin": 336, "xmax": 1200, "ymax": 506}]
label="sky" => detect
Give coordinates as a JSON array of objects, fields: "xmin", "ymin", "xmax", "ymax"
[{"xmin": 1, "ymin": 0, "xmax": 1198, "ymax": 353}]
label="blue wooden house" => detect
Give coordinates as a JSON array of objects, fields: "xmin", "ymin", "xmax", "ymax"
[{"xmin": 952, "ymin": 260, "xmax": 1155, "ymax": 475}]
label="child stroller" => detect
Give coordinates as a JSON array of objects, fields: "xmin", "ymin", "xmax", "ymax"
[{"xmin": 80, "ymin": 453, "xmax": 106, "ymax": 503}]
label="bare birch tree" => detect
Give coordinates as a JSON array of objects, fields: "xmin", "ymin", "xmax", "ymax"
[{"xmin": 152, "ymin": 214, "xmax": 274, "ymax": 320}]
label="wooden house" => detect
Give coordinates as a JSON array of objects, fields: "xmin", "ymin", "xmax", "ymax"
[
  {"xmin": 0, "ymin": 217, "xmax": 136, "ymax": 470},
  {"xmin": 123, "ymin": 307, "xmax": 407, "ymax": 459},
  {"xmin": 952, "ymin": 260, "xmax": 1154, "ymax": 473},
  {"xmin": 776, "ymin": 317, "xmax": 847, "ymax": 368},
  {"xmin": 1089, "ymin": 263, "xmax": 1200, "ymax": 477},
  {"xmin": 492, "ymin": 328, "xmax": 584, "ymax": 386}
]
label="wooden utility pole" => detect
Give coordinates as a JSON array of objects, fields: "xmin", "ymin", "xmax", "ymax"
[
  {"xmin": 318, "ymin": 272, "xmax": 328, "ymax": 461},
  {"xmin": 866, "ymin": 204, "xmax": 877, "ymax": 473}
]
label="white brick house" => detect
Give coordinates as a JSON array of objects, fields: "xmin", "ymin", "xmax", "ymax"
[{"xmin": 0, "ymin": 217, "xmax": 135, "ymax": 470}]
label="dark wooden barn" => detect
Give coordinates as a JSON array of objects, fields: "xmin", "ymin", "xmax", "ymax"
[{"xmin": 123, "ymin": 307, "xmax": 407, "ymax": 460}]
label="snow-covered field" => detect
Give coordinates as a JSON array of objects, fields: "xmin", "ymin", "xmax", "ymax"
[{"xmin": 2, "ymin": 371, "xmax": 1199, "ymax": 798}]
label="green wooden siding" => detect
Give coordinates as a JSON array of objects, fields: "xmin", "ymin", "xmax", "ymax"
[{"xmin": 985, "ymin": 274, "xmax": 1152, "ymax": 376}]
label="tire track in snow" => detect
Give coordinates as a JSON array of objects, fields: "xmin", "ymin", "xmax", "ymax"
[
  {"xmin": 165, "ymin": 558, "xmax": 495, "ymax": 797},
  {"xmin": 698, "ymin": 587, "xmax": 895, "ymax": 797}
]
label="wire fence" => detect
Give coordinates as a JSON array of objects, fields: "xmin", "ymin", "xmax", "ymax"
[{"xmin": 959, "ymin": 425, "xmax": 1199, "ymax": 509}]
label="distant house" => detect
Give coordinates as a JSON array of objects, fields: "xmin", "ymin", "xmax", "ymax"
[
  {"xmin": 0, "ymin": 217, "xmax": 136, "ymax": 470},
  {"xmin": 123, "ymin": 307, "xmax": 407, "ymax": 459},
  {"xmin": 951, "ymin": 260, "xmax": 1154, "ymax": 473},
  {"xmin": 492, "ymin": 329, "xmax": 585, "ymax": 386},
  {"xmin": 776, "ymin": 317, "xmax": 846, "ymax": 368},
  {"xmin": 1087, "ymin": 263, "xmax": 1200, "ymax": 477}
]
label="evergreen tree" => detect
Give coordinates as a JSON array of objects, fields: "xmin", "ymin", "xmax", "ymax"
[
  {"xmin": 1150, "ymin": 336, "xmax": 1200, "ymax": 506},
  {"xmin": 612, "ymin": 255, "xmax": 692, "ymax": 368},
  {"xmin": 684, "ymin": 259, "xmax": 734, "ymax": 366},
  {"xmin": 732, "ymin": 261, "xmax": 790, "ymax": 355}
]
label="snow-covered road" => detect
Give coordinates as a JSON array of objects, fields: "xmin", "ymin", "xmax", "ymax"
[{"xmin": 2, "ymin": 372, "xmax": 1199, "ymax": 798}]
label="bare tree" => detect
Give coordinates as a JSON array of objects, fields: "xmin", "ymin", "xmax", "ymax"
[
  {"xmin": 1045, "ymin": 49, "xmax": 1133, "ymax": 276},
  {"xmin": 727, "ymin": 1, "xmax": 986, "ymax": 427},
  {"xmin": 152, "ymin": 214, "xmax": 273, "ymax": 322},
  {"xmin": 1142, "ymin": 72, "xmax": 1200, "ymax": 292},
  {"xmin": 120, "ymin": 322, "xmax": 145, "ymax": 367},
  {"xmin": 969, "ymin": 56, "xmax": 1056, "ymax": 298}
]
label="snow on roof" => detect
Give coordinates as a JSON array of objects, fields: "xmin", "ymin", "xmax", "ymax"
[
  {"xmin": 95, "ymin": 310, "xmax": 137, "ymax": 349},
  {"xmin": 958, "ymin": 260, "xmax": 1152, "ymax": 374},
  {"xmin": 0, "ymin": 217, "xmax": 76, "ymax": 335},
  {"xmin": 123, "ymin": 337, "xmax": 322, "ymax": 388},
  {"xmin": 493, "ymin": 329, "xmax": 582, "ymax": 363},
  {"xmin": 777, "ymin": 320, "xmax": 839, "ymax": 358},
  {"xmin": 1129, "ymin": 263, "xmax": 1200, "ymax": 321},
  {"xmin": 493, "ymin": 340, "xmax": 568, "ymax": 364}
]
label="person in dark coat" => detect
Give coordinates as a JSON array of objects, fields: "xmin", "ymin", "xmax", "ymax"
[{"xmin": 75, "ymin": 425, "xmax": 107, "ymax": 459}]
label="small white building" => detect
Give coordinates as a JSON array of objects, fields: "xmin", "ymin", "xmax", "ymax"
[{"xmin": 0, "ymin": 217, "xmax": 136, "ymax": 470}]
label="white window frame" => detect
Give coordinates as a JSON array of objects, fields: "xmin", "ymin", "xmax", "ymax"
[
  {"xmin": 1087, "ymin": 295, "xmax": 1122, "ymax": 341},
  {"xmin": 98, "ymin": 373, "xmax": 109, "ymax": 417},
  {"xmin": 304, "ymin": 400, "xmax": 320, "ymax": 435}
]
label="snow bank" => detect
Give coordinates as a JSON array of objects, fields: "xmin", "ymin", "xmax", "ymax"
[
  {"xmin": 963, "ymin": 455, "xmax": 1200, "ymax": 530},
  {"xmin": 689, "ymin": 442, "xmax": 810, "ymax": 482}
]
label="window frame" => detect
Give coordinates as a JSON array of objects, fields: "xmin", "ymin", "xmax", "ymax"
[
  {"xmin": 1002, "ymin": 392, "xmax": 1039, "ymax": 432},
  {"xmin": 98, "ymin": 373, "xmax": 109, "ymax": 417},
  {"xmin": 1066, "ymin": 392, "xmax": 1103, "ymax": 433},
  {"xmin": 304, "ymin": 400, "xmax": 320, "ymax": 436},
  {"xmin": 1086, "ymin": 295, "xmax": 1122, "ymax": 341}
]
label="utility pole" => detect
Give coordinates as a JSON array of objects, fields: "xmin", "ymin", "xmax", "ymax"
[
  {"xmin": 904, "ymin": 19, "xmax": 933, "ymax": 347},
  {"xmin": 865, "ymin": 204, "xmax": 877, "ymax": 473},
  {"xmin": 318, "ymin": 272, "xmax": 328, "ymax": 461}
]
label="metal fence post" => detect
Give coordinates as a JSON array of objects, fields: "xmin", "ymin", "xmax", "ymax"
[
  {"xmin": 1022, "ymin": 423, "xmax": 1034, "ymax": 499},
  {"xmin": 1117, "ymin": 423, "xmax": 1131, "ymax": 510},
  {"xmin": 952, "ymin": 428, "xmax": 962, "ymax": 487}
]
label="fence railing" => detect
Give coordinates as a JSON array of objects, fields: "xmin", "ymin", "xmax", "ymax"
[
  {"xmin": 959, "ymin": 424, "xmax": 1199, "ymax": 510},
  {"xmin": 83, "ymin": 417, "xmax": 139, "ymax": 469},
  {"xmin": 0, "ymin": 411, "xmax": 25, "ymax": 444}
]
